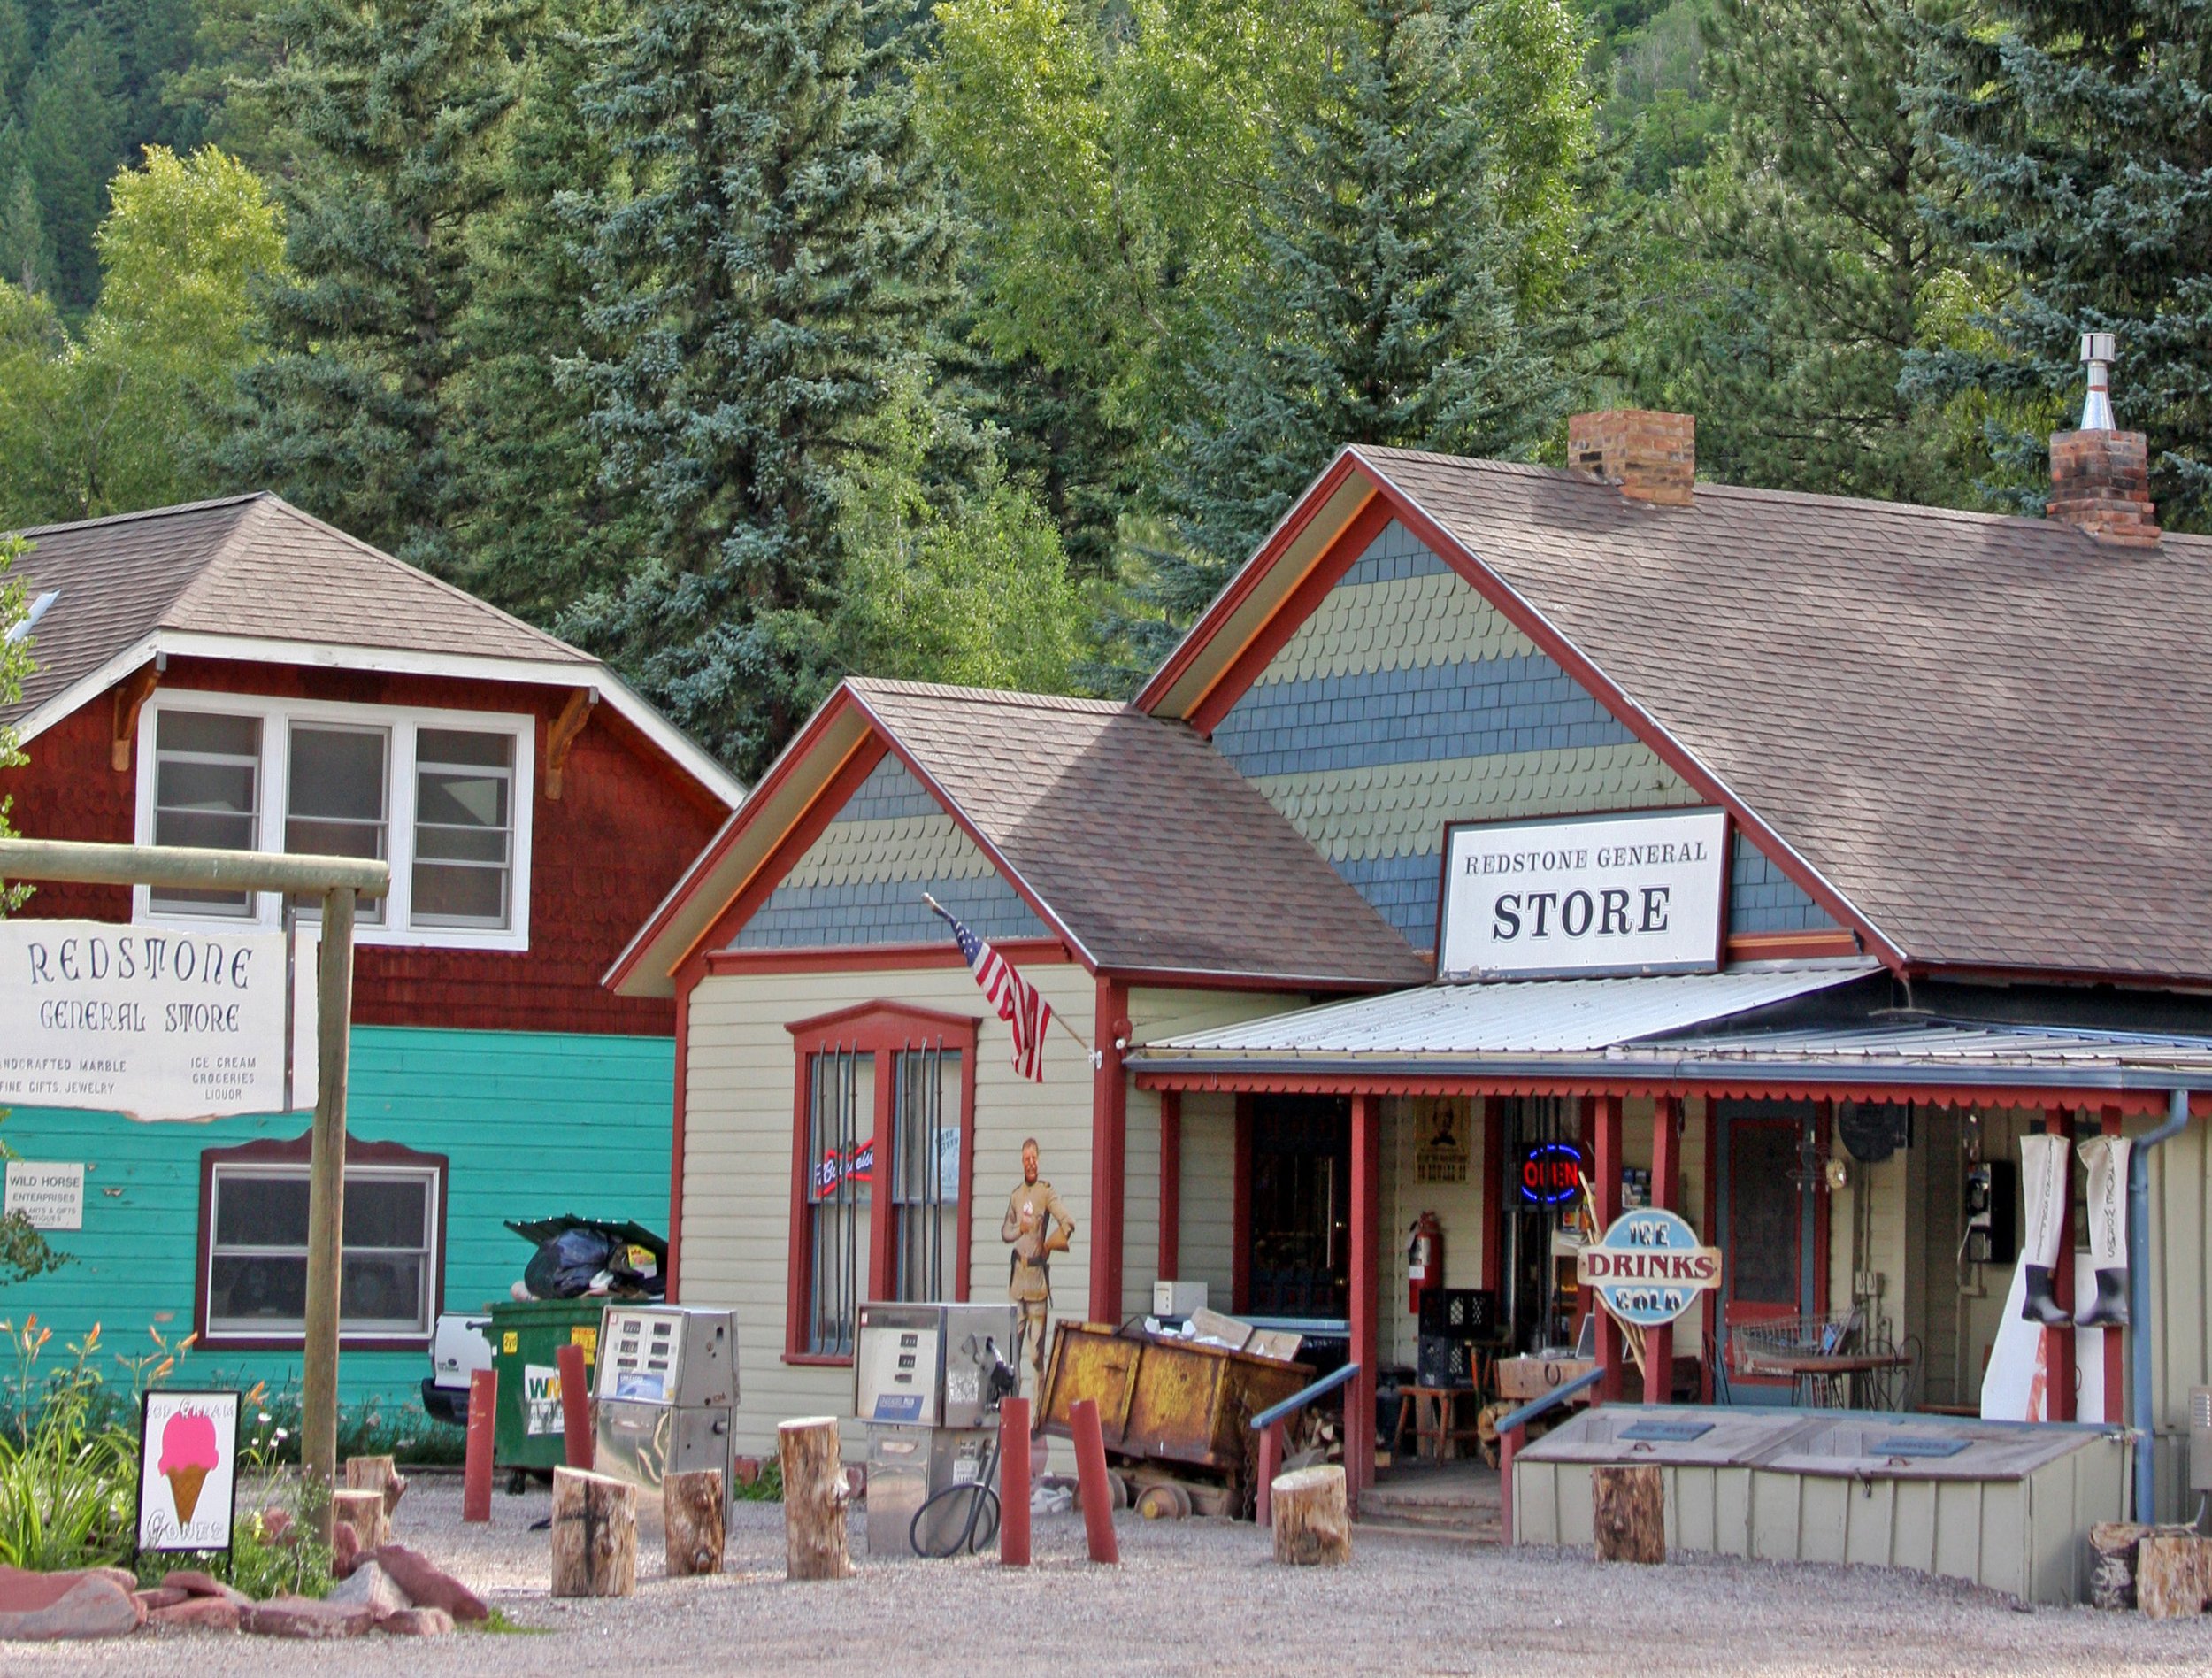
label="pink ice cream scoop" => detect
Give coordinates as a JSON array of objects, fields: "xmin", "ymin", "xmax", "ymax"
[{"xmin": 158, "ymin": 1409, "xmax": 220, "ymax": 1475}]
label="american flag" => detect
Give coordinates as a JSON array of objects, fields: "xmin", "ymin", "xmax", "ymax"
[{"xmin": 932, "ymin": 900, "xmax": 1052, "ymax": 1081}]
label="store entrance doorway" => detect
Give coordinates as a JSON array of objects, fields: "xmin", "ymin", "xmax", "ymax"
[
  {"xmin": 1716, "ymin": 1099, "xmax": 1825, "ymax": 1403},
  {"xmin": 1242, "ymin": 1094, "xmax": 1349, "ymax": 1317}
]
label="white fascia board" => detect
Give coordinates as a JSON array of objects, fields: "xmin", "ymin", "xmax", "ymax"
[{"xmin": 13, "ymin": 630, "xmax": 745, "ymax": 809}]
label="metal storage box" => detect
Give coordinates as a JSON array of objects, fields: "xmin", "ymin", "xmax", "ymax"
[{"xmin": 1513, "ymin": 1406, "xmax": 2130, "ymax": 1604}]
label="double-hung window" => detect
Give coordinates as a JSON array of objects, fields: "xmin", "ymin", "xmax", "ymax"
[
  {"xmin": 199, "ymin": 1135, "xmax": 447, "ymax": 1347},
  {"xmin": 786, "ymin": 1005, "xmax": 977, "ymax": 1364},
  {"xmin": 137, "ymin": 697, "xmax": 534, "ymax": 950}
]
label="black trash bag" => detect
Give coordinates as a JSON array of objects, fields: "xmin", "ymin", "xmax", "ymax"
[{"xmin": 523, "ymin": 1228, "xmax": 622, "ymax": 1300}]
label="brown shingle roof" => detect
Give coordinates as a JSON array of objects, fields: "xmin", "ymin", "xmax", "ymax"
[
  {"xmin": 849, "ymin": 679, "xmax": 1431, "ymax": 986},
  {"xmin": 1356, "ymin": 447, "xmax": 2212, "ymax": 981},
  {"xmin": 4, "ymin": 494, "xmax": 588, "ymax": 726}
]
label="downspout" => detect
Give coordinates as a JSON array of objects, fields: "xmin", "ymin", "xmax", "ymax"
[{"xmin": 2129, "ymin": 1087, "xmax": 2193, "ymax": 1523}]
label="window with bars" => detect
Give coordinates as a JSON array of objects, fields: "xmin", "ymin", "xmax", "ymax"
[
  {"xmin": 890, "ymin": 1045, "xmax": 961, "ymax": 1303},
  {"xmin": 803, "ymin": 1051, "xmax": 872, "ymax": 1357}
]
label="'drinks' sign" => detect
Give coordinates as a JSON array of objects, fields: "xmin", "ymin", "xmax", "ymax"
[
  {"xmin": 0, "ymin": 921, "xmax": 303, "ymax": 1120},
  {"xmin": 1437, "ymin": 808, "xmax": 1729, "ymax": 981}
]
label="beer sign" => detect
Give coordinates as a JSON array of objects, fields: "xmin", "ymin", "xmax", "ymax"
[{"xmin": 1577, "ymin": 1208, "xmax": 1722, "ymax": 1328}]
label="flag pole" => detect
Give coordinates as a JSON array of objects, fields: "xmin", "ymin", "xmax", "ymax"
[{"xmin": 923, "ymin": 891, "xmax": 1097, "ymax": 1060}]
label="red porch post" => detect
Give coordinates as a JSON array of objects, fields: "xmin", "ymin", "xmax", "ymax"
[
  {"xmin": 1349, "ymin": 1092, "xmax": 1381, "ymax": 1515},
  {"xmin": 1089, "ymin": 979, "xmax": 1129, "ymax": 1325},
  {"xmin": 2101, "ymin": 1105, "xmax": 2125, "ymax": 1423},
  {"xmin": 1156, "ymin": 1089, "xmax": 1181, "ymax": 1283},
  {"xmin": 2045, "ymin": 1106, "xmax": 2076, "ymax": 1421},
  {"xmin": 1594, "ymin": 1094, "xmax": 1626, "ymax": 1403},
  {"xmin": 1645, "ymin": 1094, "xmax": 1681, "ymax": 1404}
]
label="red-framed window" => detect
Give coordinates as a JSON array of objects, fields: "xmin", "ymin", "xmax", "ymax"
[
  {"xmin": 194, "ymin": 1133, "xmax": 449, "ymax": 1351},
  {"xmin": 785, "ymin": 1003, "xmax": 979, "ymax": 1364}
]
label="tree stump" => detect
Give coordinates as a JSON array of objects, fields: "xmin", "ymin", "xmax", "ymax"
[
  {"xmin": 550, "ymin": 1467, "xmax": 637, "ymax": 1598},
  {"xmin": 1271, "ymin": 1466, "xmax": 1350, "ymax": 1566},
  {"xmin": 778, "ymin": 1417, "xmax": 854, "ymax": 1582},
  {"xmin": 664, "ymin": 1469, "xmax": 726, "ymax": 1577},
  {"xmin": 345, "ymin": 1455, "xmax": 406, "ymax": 1518},
  {"xmin": 331, "ymin": 1489, "xmax": 388, "ymax": 1554},
  {"xmin": 1592, "ymin": 1465, "xmax": 1664, "ymax": 1565},
  {"xmin": 2136, "ymin": 1534, "xmax": 2212, "ymax": 1620},
  {"xmin": 2089, "ymin": 1521, "xmax": 2147, "ymax": 1611}
]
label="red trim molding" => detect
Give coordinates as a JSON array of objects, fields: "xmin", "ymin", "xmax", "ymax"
[
  {"xmin": 781, "ymin": 1001, "xmax": 982, "ymax": 1365},
  {"xmin": 667, "ymin": 967, "xmax": 696, "ymax": 1300},
  {"xmin": 1088, "ymin": 977, "xmax": 1131, "ymax": 1324},
  {"xmin": 710, "ymin": 939, "xmax": 1073, "ymax": 978},
  {"xmin": 193, "ymin": 1131, "xmax": 449, "ymax": 1352},
  {"xmin": 1727, "ymin": 930, "xmax": 1862, "ymax": 962}
]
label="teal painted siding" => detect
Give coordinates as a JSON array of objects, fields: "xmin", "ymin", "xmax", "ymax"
[{"xmin": 0, "ymin": 1026, "xmax": 672, "ymax": 1418}]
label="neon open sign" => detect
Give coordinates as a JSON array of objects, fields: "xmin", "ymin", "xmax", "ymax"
[{"xmin": 1519, "ymin": 1142, "xmax": 1586, "ymax": 1205}]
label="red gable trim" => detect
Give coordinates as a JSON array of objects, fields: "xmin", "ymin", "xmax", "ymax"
[
  {"xmin": 708, "ymin": 939, "xmax": 1075, "ymax": 977},
  {"xmin": 1140, "ymin": 447, "xmax": 1908, "ymax": 974}
]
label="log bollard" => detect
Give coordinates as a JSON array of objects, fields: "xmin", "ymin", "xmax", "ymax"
[
  {"xmin": 463, "ymin": 1367, "xmax": 497, "ymax": 1523},
  {"xmin": 557, "ymin": 1343, "xmax": 594, "ymax": 1471},
  {"xmin": 664, "ymin": 1469, "xmax": 726, "ymax": 1576},
  {"xmin": 1069, "ymin": 1397, "xmax": 1119, "ymax": 1565},
  {"xmin": 550, "ymin": 1466, "xmax": 637, "ymax": 1597},
  {"xmin": 778, "ymin": 1417, "xmax": 855, "ymax": 1581},
  {"xmin": 1271, "ymin": 1466, "xmax": 1351, "ymax": 1566},
  {"xmin": 1592, "ymin": 1464, "xmax": 1664, "ymax": 1564},
  {"xmin": 332, "ymin": 1488, "xmax": 388, "ymax": 1552},
  {"xmin": 999, "ymin": 1397, "xmax": 1032, "ymax": 1567}
]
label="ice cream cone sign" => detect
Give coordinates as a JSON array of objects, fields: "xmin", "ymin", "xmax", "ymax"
[{"xmin": 137, "ymin": 1392, "xmax": 241, "ymax": 1552}]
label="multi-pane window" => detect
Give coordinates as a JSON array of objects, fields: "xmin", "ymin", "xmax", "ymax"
[
  {"xmin": 890, "ymin": 1046, "xmax": 961, "ymax": 1302},
  {"xmin": 286, "ymin": 726, "xmax": 388, "ymax": 925},
  {"xmin": 205, "ymin": 1164, "xmax": 439, "ymax": 1339},
  {"xmin": 412, "ymin": 729, "xmax": 515, "ymax": 929},
  {"xmin": 804, "ymin": 1051, "xmax": 872, "ymax": 1357},
  {"xmin": 151, "ymin": 712, "xmax": 260, "ymax": 915}
]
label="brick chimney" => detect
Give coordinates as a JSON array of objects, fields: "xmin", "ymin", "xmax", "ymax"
[
  {"xmin": 1568, "ymin": 410, "xmax": 1694, "ymax": 507},
  {"xmin": 2048, "ymin": 334, "xmax": 2159, "ymax": 547}
]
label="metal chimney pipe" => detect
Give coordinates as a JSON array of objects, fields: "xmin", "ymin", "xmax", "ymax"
[{"xmin": 2080, "ymin": 333, "xmax": 2116, "ymax": 431}]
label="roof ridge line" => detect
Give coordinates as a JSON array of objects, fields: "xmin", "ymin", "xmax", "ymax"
[
  {"xmin": 6, "ymin": 492, "xmax": 268, "ymax": 542},
  {"xmin": 847, "ymin": 676, "xmax": 1127, "ymax": 713}
]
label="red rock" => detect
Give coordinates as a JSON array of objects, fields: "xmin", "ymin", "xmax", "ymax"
[
  {"xmin": 259, "ymin": 1506, "xmax": 294, "ymax": 1545},
  {"xmin": 88, "ymin": 1568, "xmax": 141, "ymax": 1597},
  {"xmin": 135, "ymin": 1587, "xmax": 191, "ymax": 1611},
  {"xmin": 0, "ymin": 1574, "xmax": 142, "ymax": 1641},
  {"xmin": 241, "ymin": 1595, "xmax": 378, "ymax": 1638},
  {"xmin": 331, "ymin": 1520, "xmax": 360, "ymax": 1578},
  {"xmin": 158, "ymin": 1571, "xmax": 251, "ymax": 1607},
  {"xmin": 365, "ymin": 1546, "xmax": 488, "ymax": 1625},
  {"xmin": 376, "ymin": 1607, "xmax": 454, "ymax": 1636},
  {"xmin": 149, "ymin": 1596, "xmax": 242, "ymax": 1632}
]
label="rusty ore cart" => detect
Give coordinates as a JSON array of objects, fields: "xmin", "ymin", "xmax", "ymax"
[{"xmin": 1039, "ymin": 1321, "xmax": 1313, "ymax": 1513}]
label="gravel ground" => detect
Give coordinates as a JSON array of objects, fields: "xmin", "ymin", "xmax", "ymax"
[{"xmin": 13, "ymin": 1474, "xmax": 2212, "ymax": 1675}]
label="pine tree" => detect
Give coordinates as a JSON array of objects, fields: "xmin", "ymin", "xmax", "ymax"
[
  {"xmin": 560, "ymin": 0, "xmax": 956, "ymax": 775},
  {"xmin": 0, "ymin": 153, "xmax": 47, "ymax": 292},
  {"xmin": 19, "ymin": 14, "xmax": 125, "ymax": 311},
  {"xmin": 219, "ymin": 0, "xmax": 534, "ymax": 576},
  {"xmin": 1909, "ymin": 0, "xmax": 2212, "ymax": 527},
  {"xmin": 1133, "ymin": 0, "xmax": 1579, "ymax": 672}
]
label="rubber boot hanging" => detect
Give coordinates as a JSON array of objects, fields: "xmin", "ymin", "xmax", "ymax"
[
  {"xmin": 2017, "ymin": 1133, "xmax": 2073, "ymax": 1327},
  {"xmin": 2075, "ymin": 1134, "xmax": 2131, "ymax": 1327}
]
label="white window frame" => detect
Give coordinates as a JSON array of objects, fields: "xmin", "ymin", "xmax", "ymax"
[
  {"xmin": 134, "ymin": 691, "xmax": 535, "ymax": 952},
  {"xmin": 202, "ymin": 1161, "xmax": 443, "ymax": 1345}
]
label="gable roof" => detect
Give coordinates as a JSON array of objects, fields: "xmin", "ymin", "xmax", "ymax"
[
  {"xmin": 1144, "ymin": 446, "xmax": 2212, "ymax": 985},
  {"xmin": 608, "ymin": 677, "xmax": 1432, "ymax": 996},
  {"xmin": 3, "ymin": 493, "xmax": 741, "ymax": 805}
]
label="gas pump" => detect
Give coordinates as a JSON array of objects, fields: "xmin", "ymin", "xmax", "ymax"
[{"xmin": 1406, "ymin": 1212, "xmax": 1444, "ymax": 1314}]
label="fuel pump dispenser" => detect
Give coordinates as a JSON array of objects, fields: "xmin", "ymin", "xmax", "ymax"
[
  {"xmin": 591, "ymin": 1304, "xmax": 740, "ymax": 1513},
  {"xmin": 855, "ymin": 1302, "xmax": 1018, "ymax": 1557}
]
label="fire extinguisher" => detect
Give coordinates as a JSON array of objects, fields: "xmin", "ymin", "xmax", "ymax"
[{"xmin": 1406, "ymin": 1212, "xmax": 1444, "ymax": 1314}]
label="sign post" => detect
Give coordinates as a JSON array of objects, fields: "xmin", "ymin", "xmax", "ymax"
[{"xmin": 0, "ymin": 838, "xmax": 388, "ymax": 1543}]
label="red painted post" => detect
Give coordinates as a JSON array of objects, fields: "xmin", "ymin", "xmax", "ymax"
[
  {"xmin": 1349, "ymin": 1092, "xmax": 1381, "ymax": 1515},
  {"xmin": 1069, "ymin": 1397, "xmax": 1120, "ymax": 1564},
  {"xmin": 557, "ymin": 1343, "xmax": 593, "ymax": 1471},
  {"xmin": 2046, "ymin": 1106, "xmax": 2077, "ymax": 1421},
  {"xmin": 1498, "ymin": 1423, "xmax": 1521, "ymax": 1544},
  {"xmin": 1646, "ymin": 1094, "xmax": 1681, "ymax": 1405},
  {"xmin": 1256, "ymin": 1421, "xmax": 1282, "ymax": 1528},
  {"xmin": 462, "ymin": 1367, "xmax": 496, "ymax": 1523},
  {"xmin": 1593, "ymin": 1095, "xmax": 1626, "ymax": 1404},
  {"xmin": 999, "ymin": 1397, "xmax": 1033, "ymax": 1566}
]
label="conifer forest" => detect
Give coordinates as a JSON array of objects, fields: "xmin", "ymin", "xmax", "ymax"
[{"xmin": 0, "ymin": 0, "xmax": 2206, "ymax": 776}]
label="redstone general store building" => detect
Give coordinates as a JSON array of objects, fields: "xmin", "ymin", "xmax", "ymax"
[{"xmin": 615, "ymin": 398, "xmax": 2212, "ymax": 1547}]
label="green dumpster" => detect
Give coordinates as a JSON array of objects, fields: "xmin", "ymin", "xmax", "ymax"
[{"xmin": 488, "ymin": 1297, "xmax": 604, "ymax": 1473}]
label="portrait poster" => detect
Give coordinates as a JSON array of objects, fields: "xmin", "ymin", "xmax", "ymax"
[
  {"xmin": 136, "ymin": 1390, "xmax": 241, "ymax": 1552},
  {"xmin": 1413, "ymin": 1099, "xmax": 1470, "ymax": 1184}
]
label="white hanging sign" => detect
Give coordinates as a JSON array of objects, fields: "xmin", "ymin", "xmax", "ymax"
[
  {"xmin": 3, "ymin": 1159, "xmax": 84, "ymax": 1228},
  {"xmin": 0, "ymin": 920, "xmax": 308, "ymax": 1121},
  {"xmin": 1438, "ymin": 808, "xmax": 1730, "ymax": 981}
]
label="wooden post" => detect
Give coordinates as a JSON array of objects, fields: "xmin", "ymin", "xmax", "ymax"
[
  {"xmin": 1349, "ymin": 1092, "xmax": 1380, "ymax": 1514},
  {"xmin": 777, "ymin": 1417, "xmax": 854, "ymax": 1581},
  {"xmin": 1646, "ymin": 1095, "xmax": 1681, "ymax": 1405},
  {"xmin": 2089, "ymin": 1521, "xmax": 2147, "ymax": 1611},
  {"xmin": 664, "ymin": 1470, "xmax": 726, "ymax": 1576},
  {"xmin": 1498, "ymin": 1424, "xmax": 1520, "ymax": 1543},
  {"xmin": 1593, "ymin": 1095, "xmax": 1626, "ymax": 1404},
  {"xmin": 1089, "ymin": 980, "xmax": 1129, "ymax": 1324},
  {"xmin": 2101, "ymin": 1106, "xmax": 2126, "ymax": 1423},
  {"xmin": 2136, "ymin": 1535, "xmax": 2212, "ymax": 1619},
  {"xmin": 463, "ymin": 1368, "xmax": 496, "ymax": 1523},
  {"xmin": 332, "ymin": 1488, "xmax": 388, "ymax": 1554},
  {"xmin": 1592, "ymin": 1464, "xmax": 1664, "ymax": 1564},
  {"xmin": 1256, "ymin": 1421, "xmax": 1282, "ymax": 1527},
  {"xmin": 1157, "ymin": 1089, "xmax": 1181, "ymax": 1282},
  {"xmin": 550, "ymin": 1466, "xmax": 637, "ymax": 1597},
  {"xmin": 1070, "ymin": 1397, "xmax": 1120, "ymax": 1564},
  {"xmin": 557, "ymin": 1342, "xmax": 594, "ymax": 1469},
  {"xmin": 2045, "ymin": 1106, "xmax": 2077, "ymax": 1420},
  {"xmin": 1271, "ymin": 1466, "xmax": 1351, "ymax": 1566},
  {"xmin": 999, "ymin": 1397, "xmax": 1032, "ymax": 1567},
  {"xmin": 301, "ymin": 885, "xmax": 357, "ymax": 1541},
  {"xmin": 345, "ymin": 1454, "xmax": 404, "ymax": 1518}
]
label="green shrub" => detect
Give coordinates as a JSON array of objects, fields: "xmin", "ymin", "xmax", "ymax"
[
  {"xmin": 0, "ymin": 1321, "xmax": 138, "ymax": 1570},
  {"xmin": 138, "ymin": 1507, "xmax": 334, "ymax": 1600},
  {"xmin": 736, "ymin": 1458, "xmax": 783, "ymax": 1503}
]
